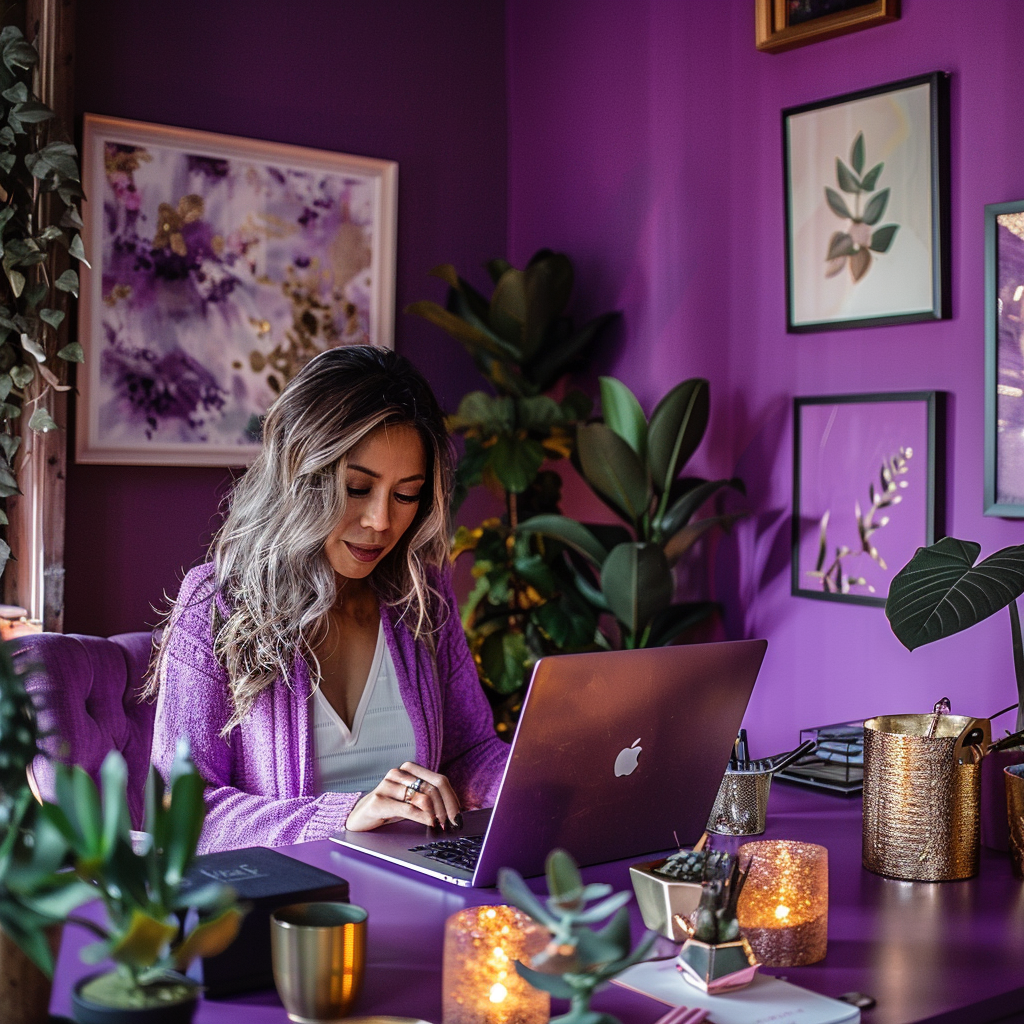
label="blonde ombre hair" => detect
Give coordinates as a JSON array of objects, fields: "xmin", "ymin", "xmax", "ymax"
[{"xmin": 152, "ymin": 345, "xmax": 455, "ymax": 733}]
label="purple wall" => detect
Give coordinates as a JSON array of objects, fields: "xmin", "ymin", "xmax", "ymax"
[
  {"xmin": 507, "ymin": 0, "xmax": 1024, "ymax": 752},
  {"xmin": 66, "ymin": 0, "xmax": 508, "ymax": 635}
]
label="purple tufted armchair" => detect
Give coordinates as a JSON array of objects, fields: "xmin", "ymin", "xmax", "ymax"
[{"xmin": 13, "ymin": 631, "xmax": 157, "ymax": 829}]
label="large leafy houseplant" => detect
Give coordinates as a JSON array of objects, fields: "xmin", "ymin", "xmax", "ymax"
[
  {"xmin": 522, "ymin": 376, "xmax": 743, "ymax": 649},
  {"xmin": 498, "ymin": 848, "xmax": 654, "ymax": 1024},
  {"xmin": 0, "ymin": 25, "xmax": 86, "ymax": 578},
  {"xmin": 886, "ymin": 537, "xmax": 1024, "ymax": 733},
  {"xmin": 408, "ymin": 251, "xmax": 617, "ymax": 726}
]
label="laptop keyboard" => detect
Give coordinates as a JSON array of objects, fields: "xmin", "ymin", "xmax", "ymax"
[{"xmin": 409, "ymin": 835, "xmax": 484, "ymax": 871}]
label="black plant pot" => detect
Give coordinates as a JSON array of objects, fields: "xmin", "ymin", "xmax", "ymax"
[{"xmin": 70, "ymin": 974, "xmax": 199, "ymax": 1024}]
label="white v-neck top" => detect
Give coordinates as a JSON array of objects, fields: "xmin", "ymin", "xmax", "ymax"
[{"xmin": 312, "ymin": 623, "xmax": 417, "ymax": 793}]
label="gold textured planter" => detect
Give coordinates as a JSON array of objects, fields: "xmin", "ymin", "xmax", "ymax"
[
  {"xmin": 862, "ymin": 714, "xmax": 985, "ymax": 881},
  {"xmin": 628, "ymin": 859, "xmax": 702, "ymax": 941},
  {"xmin": 1006, "ymin": 764, "xmax": 1024, "ymax": 879}
]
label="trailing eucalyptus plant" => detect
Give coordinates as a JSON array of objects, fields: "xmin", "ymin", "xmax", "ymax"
[
  {"xmin": 498, "ymin": 848, "xmax": 655, "ymax": 1024},
  {"xmin": 886, "ymin": 538, "xmax": 1024, "ymax": 736},
  {"xmin": 522, "ymin": 377, "xmax": 744, "ymax": 649},
  {"xmin": 408, "ymin": 251, "xmax": 616, "ymax": 725},
  {"xmin": 0, "ymin": 24, "xmax": 86, "ymax": 576}
]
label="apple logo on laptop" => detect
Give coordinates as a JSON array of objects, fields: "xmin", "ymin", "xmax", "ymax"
[{"xmin": 614, "ymin": 738, "xmax": 642, "ymax": 777}]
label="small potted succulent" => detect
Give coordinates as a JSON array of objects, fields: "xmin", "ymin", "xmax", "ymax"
[
  {"xmin": 499, "ymin": 849, "xmax": 655, "ymax": 1024},
  {"xmin": 41, "ymin": 742, "xmax": 244, "ymax": 1023},
  {"xmin": 674, "ymin": 853, "xmax": 757, "ymax": 995},
  {"xmin": 629, "ymin": 847, "xmax": 730, "ymax": 941}
]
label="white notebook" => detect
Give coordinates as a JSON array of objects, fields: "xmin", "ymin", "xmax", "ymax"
[{"xmin": 612, "ymin": 959, "xmax": 860, "ymax": 1024}]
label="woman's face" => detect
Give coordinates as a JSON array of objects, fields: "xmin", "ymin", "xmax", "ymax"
[{"xmin": 324, "ymin": 423, "xmax": 427, "ymax": 581}]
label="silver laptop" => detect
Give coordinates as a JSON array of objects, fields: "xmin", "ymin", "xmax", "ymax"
[{"xmin": 332, "ymin": 638, "xmax": 767, "ymax": 887}]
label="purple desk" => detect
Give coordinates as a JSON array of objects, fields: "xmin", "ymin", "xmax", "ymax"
[{"xmin": 49, "ymin": 785, "xmax": 1024, "ymax": 1024}]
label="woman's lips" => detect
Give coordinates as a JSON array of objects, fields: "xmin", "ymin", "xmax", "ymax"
[{"xmin": 345, "ymin": 541, "xmax": 385, "ymax": 563}]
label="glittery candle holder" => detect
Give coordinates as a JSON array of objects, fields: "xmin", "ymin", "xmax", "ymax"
[
  {"xmin": 442, "ymin": 905, "xmax": 550, "ymax": 1024},
  {"xmin": 737, "ymin": 840, "xmax": 828, "ymax": 967}
]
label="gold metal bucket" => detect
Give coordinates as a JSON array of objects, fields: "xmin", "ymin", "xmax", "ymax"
[{"xmin": 862, "ymin": 713, "xmax": 989, "ymax": 881}]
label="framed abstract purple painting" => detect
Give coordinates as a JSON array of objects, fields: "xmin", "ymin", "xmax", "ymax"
[
  {"xmin": 76, "ymin": 114, "xmax": 397, "ymax": 466},
  {"xmin": 792, "ymin": 392, "xmax": 944, "ymax": 606},
  {"xmin": 985, "ymin": 200, "xmax": 1024, "ymax": 516}
]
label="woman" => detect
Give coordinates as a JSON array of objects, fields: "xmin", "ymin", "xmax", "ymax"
[{"xmin": 150, "ymin": 346, "xmax": 508, "ymax": 853}]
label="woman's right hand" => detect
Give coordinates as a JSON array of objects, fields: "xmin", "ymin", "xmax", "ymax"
[{"xmin": 344, "ymin": 761, "xmax": 462, "ymax": 832}]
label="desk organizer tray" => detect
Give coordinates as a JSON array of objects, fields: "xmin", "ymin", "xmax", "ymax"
[
  {"xmin": 773, "ymin": 721, "xmax": 864, "ymax": 796},
  {"xmin": 180, "ymin": 846, "xmax": 349, "ymax": 998}
]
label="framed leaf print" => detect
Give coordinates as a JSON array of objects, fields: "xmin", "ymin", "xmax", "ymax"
[
  {"xmin": 783, "ymin": 72, "xmax": 950, "ymax": 332},
  {"xmin": 793, "ymin": 391, "xmax": 945, "ymax": 606}
]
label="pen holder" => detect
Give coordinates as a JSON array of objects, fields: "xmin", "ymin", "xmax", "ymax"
[{"xmin": 706, "ymin": 772, "xmax": 771, "ymax": 836}]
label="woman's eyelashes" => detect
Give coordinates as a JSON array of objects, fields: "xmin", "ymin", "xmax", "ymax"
[{"xmin": 345, "ymin": 484, "xmax": 421, "ymax": 504}]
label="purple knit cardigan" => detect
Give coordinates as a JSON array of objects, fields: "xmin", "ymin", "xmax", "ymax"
[{"xmin": 151, "ymin": 564, "xmax": 508, "ymax": 854}]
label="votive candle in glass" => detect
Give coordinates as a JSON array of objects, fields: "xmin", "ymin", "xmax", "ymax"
[
  {"xmin": 737, "ymin": 840, "xmax": 828, "ymax": 966},
  {"xmin": 442, "ymin": 905, "xmax": 550, "ymax": 1024}
]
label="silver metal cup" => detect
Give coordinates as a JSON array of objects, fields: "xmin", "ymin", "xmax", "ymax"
[{"xmin": 271, "ymin": 901, "xmax": 368, "ymax": 1023}]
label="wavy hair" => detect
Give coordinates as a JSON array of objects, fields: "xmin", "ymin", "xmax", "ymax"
[{"xmin": 151, "ymin": 345, "xmax": 455, "ymax": 733}]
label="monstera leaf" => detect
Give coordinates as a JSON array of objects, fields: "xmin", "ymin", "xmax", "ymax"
[{"xmin": 885, "ymin": 537, "xmax": 1024, "ymax": 650}]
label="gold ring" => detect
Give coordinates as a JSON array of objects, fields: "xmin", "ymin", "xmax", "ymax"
[{"xmin": 404, "ymin": 777, "xmax": 424, "ymax": 802}]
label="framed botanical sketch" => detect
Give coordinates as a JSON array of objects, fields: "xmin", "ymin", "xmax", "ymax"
[
  {"xmin": 792, "ymin": 391, "xmax": 944, "ymax": 606},
  {"xmin": 77, "ymin": 114, "xmax": 398, "ymax": 466},
  {"xmin": 783, "ymin": 72, "xmax": 950, "ymax": 332},
  {"xmin": 985, "ymin": 200, "xmax": 1024, "ymax": 516},
  {"xmin": 756, "ymin": 0, "xmax": 900, "ymax": 54}
]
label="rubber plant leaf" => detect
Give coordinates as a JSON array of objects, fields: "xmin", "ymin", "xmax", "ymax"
[
  {"xmin": 518, "ymin": 515, "xmax": 608, "ymax": 567},
  {"xmin": 647, "ymin": 378, "xmax": 710, "ymax": 497},
  {"xmin": 600, "ymin": 542, "xmax": 673, "ymax": 636},
  {"xmin": 599, "ymin": 376, "xmax": 647, "ymax": 463},
  {"xmin": 577, "ymin": 422, "xmax": 650, "ymax": 526},
  {"xmin": 489, "ymin": 267, "xmax": 527, "ymax": 352},
  {"xmin": 526, "ymin": 311, "xmax": 619, "ymax": 392},
  {"xmin": 521, "ymin": 251, "xmax": 573, "ymax": 360},
  {"xmin": 658, "ymin": 477, "xmax": 744, "ymax": 539},
  {"xmin": 885, "ymin": 537, "xmax": 1024, "ymax": 650},
  {"xmin": 99, "ymin": 750, "xmax": 131, "ymax": 857},
  {"xmin": 645, "ymin": 601, "xmax": 718, "ymax": 648}
]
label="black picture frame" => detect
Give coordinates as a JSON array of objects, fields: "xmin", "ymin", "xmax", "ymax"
[
  {"xmin": 984, "ymin": 200, "xmax": 1024, "ymax": 517},
  {"xmin": 792, "ymin": 391, "xmax": 945, "ymax": 607},
  {"xmin": 783, "ymin": 72, "xmax": 951, "ymax": 333}
]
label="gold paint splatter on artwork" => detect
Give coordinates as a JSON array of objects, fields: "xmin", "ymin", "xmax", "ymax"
[
  {"xmin": 153, "ymin": 194, "xmax": 205, "ymax": 255},
  {"xmin": 104, "ymin": 144, "xmax": 152, "ymax": 177},
  {"xmin": 999, "ymin": 213, "xmax": 1024, "ymax": 242},
  {"xmin": 102, "ymin": 283, "xmax": 133, "ymax": 307},
  {"xmin": 211, "ymin": 234, "xmax": 225, "ymax": 256},
  {"xmin": 248, "ymin": 317, "xmax": 271, "ymax": 337}
]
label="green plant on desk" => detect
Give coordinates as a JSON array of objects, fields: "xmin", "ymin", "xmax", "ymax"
[
  {"xmin": 498, "ymin": 848, "xmax": 655, "ymax": 1024},
  {"xmin": 886, "ymin": 537, "xmax": 1024, "ymax": 738},
  {"xmin": 38, "ymin": 740, "xmax": 244, "ymax": 1012}
]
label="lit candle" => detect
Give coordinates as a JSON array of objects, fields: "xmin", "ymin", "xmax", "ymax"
[
  {"xmin": 442, "ymin": 905, "xmax": 550, "ymax": 1024},
  {"xmin": 737, "ymin": 840, "xmax": 828, "ymax": 966}
]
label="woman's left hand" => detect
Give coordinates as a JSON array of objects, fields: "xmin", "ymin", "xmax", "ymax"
[{"xmin": 344, "ymin": 761, "xmax": 462, "ymax": 832}]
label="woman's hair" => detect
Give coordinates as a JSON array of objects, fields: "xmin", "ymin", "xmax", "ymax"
[{"xmin": 152, "ymin": 345, "xmax": 454, "ymax": 732}]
